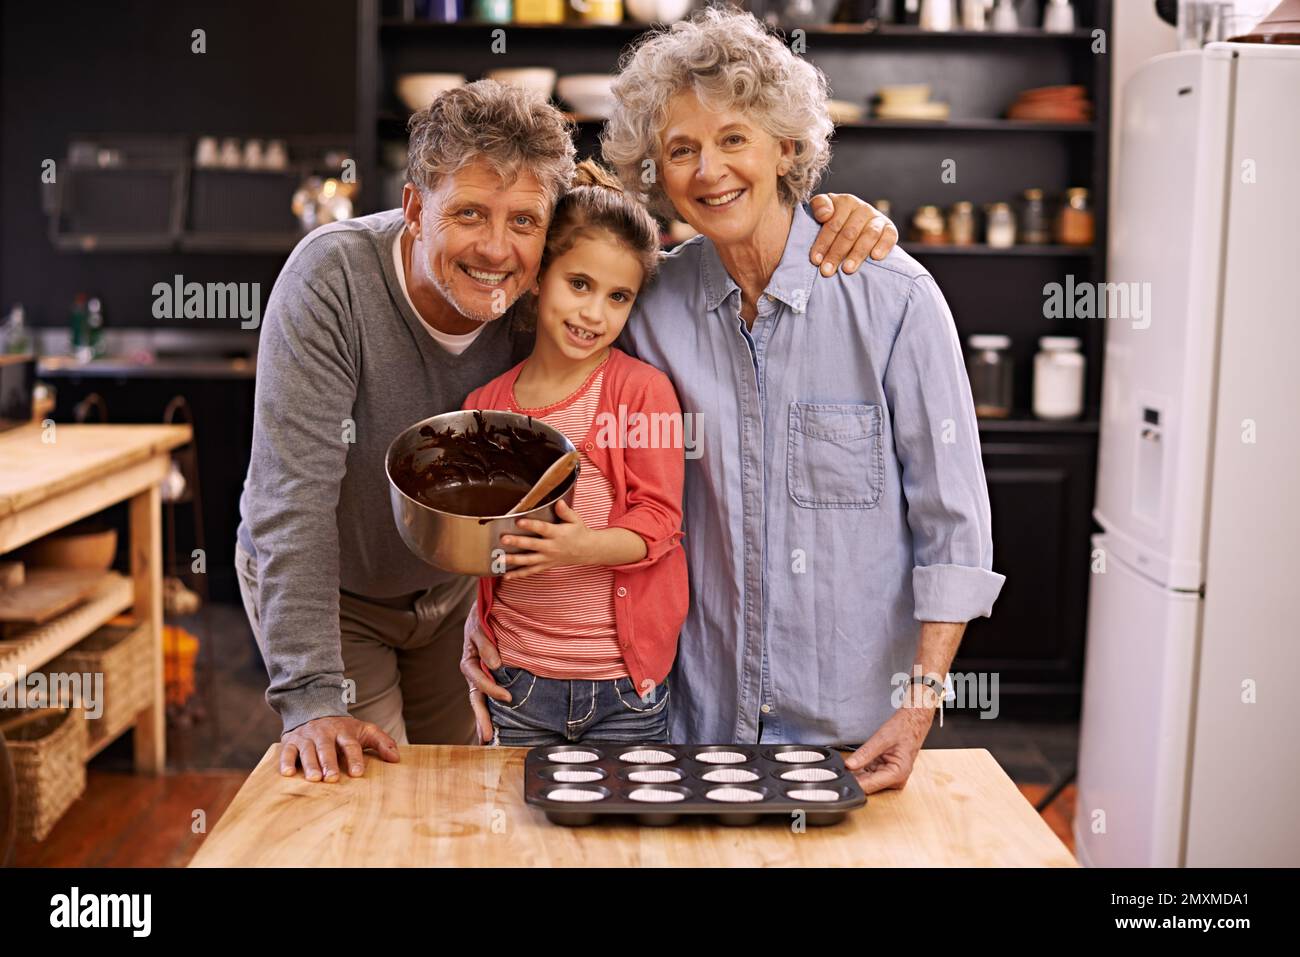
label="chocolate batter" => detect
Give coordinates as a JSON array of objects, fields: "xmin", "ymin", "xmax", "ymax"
[{"xmin": 392, "ymin": 411, "xmax": 568, "ymax": 517}]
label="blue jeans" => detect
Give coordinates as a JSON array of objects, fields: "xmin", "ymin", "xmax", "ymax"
[{"xmin": 487, "ymin": 664, "xmax": 670, "ymax": 746}]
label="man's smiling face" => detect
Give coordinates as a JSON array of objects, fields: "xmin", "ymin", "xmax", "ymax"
[{"xmin": 403, "ymin": 159, "xmax": 550, "ymax": 327}]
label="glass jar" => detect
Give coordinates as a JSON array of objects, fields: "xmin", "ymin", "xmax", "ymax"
[
  {"xmin": 1054, "ymin": 187, "xmax": 1095, "ymax": 246},
  {"xmin": 580, "ymin": 0, "xmax": 623, "ymax": 24},
  {"xmin": 912, "ymin": 204, "xmax": 947, "ymax": 244},
  {"xmin": 472, "ymin": 0, "xmax": 512, "ymax": 21},
  {"xmin": 966, "ymin": 334, "xmax": 1014, "ymax": 418},
  {"xmin": 514, "ymin": 0, "xmax": 564, "ymax": 23},
  {"xmin": 1033, "ymin": 336, "xmax": 1085, "ymax": 419},
  {"xmin": 873, "ymin": 198, "xmax": 893, "ymax": 220},
  {"xmin": 984, "ymin": 202, "xmax": 1016, "ymax": 248},
  {"xmin": 947, "ymin": 201, "xmax": 976, "ymax": 246},
  {"xmin": 1019, "ymin": 188, "xmax": 1051, "ymax": 244}
]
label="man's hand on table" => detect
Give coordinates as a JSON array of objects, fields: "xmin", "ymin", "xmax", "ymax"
[
  {"xmin": 460, "ymin": 601, "xmax": 511, "ymax": 744},
  {"xmin": 843, "ymin": 690, "xmax": 939, "ymax": 794},
  {"xmin": 280, "ymin": 715, "xmax": 398, "ymax": 782}
]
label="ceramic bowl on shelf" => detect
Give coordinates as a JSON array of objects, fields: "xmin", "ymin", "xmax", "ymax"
[
  {"xmin": 395, "ymin": 73, "xmax": 466, "ymax": 112},
  {"xmin": 626, "ymin": 0, "xmax": 693, "ymax": 24},
  {"xmin": 556, "ymin": 74, "xmax": 616, "ymax": 120},
  {"xmin": 485, "ymin": 67, "xmax": 557, "ymax": 100},
  {"xmin": 827, "ymin": 99, "xmax": 866, "ymax": 124}
]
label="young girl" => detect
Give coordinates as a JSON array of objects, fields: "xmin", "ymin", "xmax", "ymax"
[{"xmin": 462, "ymin": 159, "xmax": 688, "ymax": 747}]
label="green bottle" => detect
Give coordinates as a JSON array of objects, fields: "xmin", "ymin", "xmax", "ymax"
[
  {"xmin": 86, "ymin": 298, "xmax": 106, "ymax": 359},
  {"xmin": 71, "ymin": 293, "xmax": 90, "ymax": 362}
]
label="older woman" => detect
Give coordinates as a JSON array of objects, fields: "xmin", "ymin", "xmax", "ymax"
[{"xmin": 601, "ymin": 8, "xmax": 1005, "ymax": 792}]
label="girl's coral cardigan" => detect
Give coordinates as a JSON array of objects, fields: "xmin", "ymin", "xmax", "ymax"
[{"xmin": 463, "ymin": 347, "xmax": 689, "ymax": 692}]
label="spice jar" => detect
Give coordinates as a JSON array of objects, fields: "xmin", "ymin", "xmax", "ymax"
[
  {"xmin": 873, "ymin": 198, "xmax": 893, "ymax": 220},
  {"xmin": 1019, "ymin": 188, "xmax": 1051, "ymax": 244},
  {"xmin": 966, "ymin": 334, "xmax": 1014, "ymax": 418},
  {"xmin": 472, "ymin": 0, "xmax": 512, "ymax": 21},
  {"xmin": 1033, "ymin": 336, "xmax": 1085, "ymax": 419},
  {"xmin": 514, "ymin": 0, "xmax": 564, "ymax": 23},
  {"xmin": 984, "ymin": 202, "xmax": 1016, "ymax": 248},
  {"xmin": 580, "ymin": 0, "xmax": 623, "ymax": 24},
  {"xmin": 947, "ymin": 201, "xmax": 976, "ymax": 246},
  {"xmin": 911, "ymin": 204, "xmax": 947, "ymax": 244},
  {"xmin": 1054, "ymin": 187, "xmax": 1095, "ymax": 246}
]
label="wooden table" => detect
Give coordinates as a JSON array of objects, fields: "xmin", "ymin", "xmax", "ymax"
[
  {"xmin": 190, "ymin": 745, "xmax": 1077, "ymax": 867},
  {"xmin": 0, "ymin": 423, "xmax": 192, "ymax": 773}
]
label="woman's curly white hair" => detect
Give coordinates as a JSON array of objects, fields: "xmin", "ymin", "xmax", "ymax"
[{"xmin": 601, "ymin": 5, "xmax": 834, "ymax": 219}]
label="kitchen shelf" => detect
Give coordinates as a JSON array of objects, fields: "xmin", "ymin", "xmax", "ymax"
[
  {"xmin": 977, "ymin": 415, "xmax": 1100, "ymax": 434},
  {"xmin": 909, "ymin": 243, "xmax": 1096, "ymax": 257},
  {"xmin": 380, "ymin": 19, "xmax": 1097, "ymax": 41},
  {"xmin": 838, "ymin": 119, "xmax": 1095, "ymax": 133},
  {"xmin": 178, "ymin": 232, "xmax": 304, "ymax": 254},
  {"xmin": 383, "ymin": 110, "xmax": 1094, "ymax": 136},
  {"xmin": 0, "ymin": 573, "xmax": 134, "ymax": 693}
]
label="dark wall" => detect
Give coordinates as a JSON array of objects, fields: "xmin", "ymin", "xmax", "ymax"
[{"xmin": 0, "ymin": 0, "xmax": 358, "ymax": 330}]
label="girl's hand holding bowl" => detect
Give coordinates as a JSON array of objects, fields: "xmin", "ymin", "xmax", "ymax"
[{"xmin": 498, "ymin": 500, "xmax": 598, "ymax": 580}]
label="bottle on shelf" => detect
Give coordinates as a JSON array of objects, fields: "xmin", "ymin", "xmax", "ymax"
[
  {"xmin": 966, "ymin": 334, "xmax": 1015, "ymax": 419},
  {"xmin": 472, "ymin": 0, "xmax": 512, "ymax": 21},
  {"xmin": 960, "ymin": 0, "xmax": 986, "ymax": 29},
  {"xmin": 984, "ymin": 202, "xmax": 1016, "ymax": 248},
  {"xmin": 86, "ymin": 298, "xmax": 107, "ymax": 360},
  {"xmin": 70, "ymin": 294, "xmax": 89, "ymax": 362},
  {"xmin": 1054, "ymin": 187, "xmax": 1095, "ymax": 246},
  {"xmin": 2, "ymin": 304, "xmax": 32, "ymax": 355},
  {"xmin": 1042, "ymin": 0, "xmax": 1076, "ymax": 33},
  {"xmin": 947, "ymin": 201, "xmax": 976, "ymax": 245},
  {"xmin": 919, "ymin": 0, "xmax": 955, "ymax": 31},
  {"xmin": 514, "ymin": 0, "xmax": 564, "ymax": 22},
  {"xmin": 911, "ymin": 204, "xmax": 947, "ymax": 244},
  {"xmin": 580, "ymin": 0, "xmax": 623, "ymax": 24},
  {"xmin": 1018, "ymin": 188, "xmax": 1051, "ymax": 244},
  {"xmin": 990, "ymin": 0, "xmax": 1019, "ymax": 31},
  {"xmin": 1033, "ymin": 336, "xmax": 1085, "ymax": 419}
]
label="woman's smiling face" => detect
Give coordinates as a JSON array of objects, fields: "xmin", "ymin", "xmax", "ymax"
[
  {"xmin": 659, "ymin": 89, "xmax": 795, "ymax": 247},
  {"xmin": 535, "ymin": 232, "xmax": 645, "ymax": 361}
]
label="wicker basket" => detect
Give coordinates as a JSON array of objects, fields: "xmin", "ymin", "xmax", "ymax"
[
  {"xmin": 3, "ymin": 708, "xmax": 87, "ymax": 842},
  {"xmin": 49, "ymin": 620, "xmax": 151, "ymax": 752}
]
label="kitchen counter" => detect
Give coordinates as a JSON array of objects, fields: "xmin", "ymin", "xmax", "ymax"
[
  {"xmin": 189, "ymin": 745, "xmax": 1077, "ymax": 867},
  {"xmin": 37, "ymin": 355, "xmax": 255, "ymax": 379}
]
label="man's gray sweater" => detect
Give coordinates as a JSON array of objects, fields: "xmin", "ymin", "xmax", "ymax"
[{"xmin": 237, "ymin": 209, "xmax": 530, "ymax": 733}]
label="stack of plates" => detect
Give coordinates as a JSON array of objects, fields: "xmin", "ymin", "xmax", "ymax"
[
  {"xmin": 1006, "ymin": 85, "xmax": 1093, "ymax": 122},
  {"xmin": 873, "ymin": 84, "xmax": 951, "ymax": 121}
]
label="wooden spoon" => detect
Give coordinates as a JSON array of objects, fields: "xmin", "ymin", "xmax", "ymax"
[{"xmin": 507, "ymin": 450, "xmax": 581, "ymax": 515}]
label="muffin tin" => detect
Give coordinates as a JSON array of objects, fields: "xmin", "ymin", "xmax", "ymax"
[{"xmin": 525, "ymin": 743, "xmax": 866, "ymax": 827}]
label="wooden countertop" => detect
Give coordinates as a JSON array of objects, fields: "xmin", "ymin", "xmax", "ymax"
[
  {"xmin": 0, "ymin": 423, "xmax": 191, "ymax": 519},
  {"xmin": 189, "ymin": 745, "xmax": 1077, "ymax": 867}
]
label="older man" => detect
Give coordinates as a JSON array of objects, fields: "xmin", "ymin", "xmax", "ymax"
[{"xmin": 236, "ymin": 80, "xmax": 895, "ymax": 783}]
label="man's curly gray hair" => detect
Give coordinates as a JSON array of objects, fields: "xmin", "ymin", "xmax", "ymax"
[
  {"xmin": 601, "ymin": 5, "xmax": 833, "ymax": 219},
  {"xmin": 407, "ymin": 79, "xmax": 576, "ymax": 212}
]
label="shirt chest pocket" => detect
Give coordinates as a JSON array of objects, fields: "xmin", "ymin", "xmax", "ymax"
[{"xmin": 787, "ymin": 402, "xmax": 884, "ymax": 509}]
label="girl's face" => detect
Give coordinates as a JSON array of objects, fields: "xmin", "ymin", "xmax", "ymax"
[{"xmin": 534, "ymin": 232, "xmax": 644, "ymax": 361}]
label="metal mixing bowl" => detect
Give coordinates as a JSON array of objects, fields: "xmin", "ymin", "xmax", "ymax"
[{"xmin": 385, "ymin": 410, "xmax": 579, "ymax": 576}]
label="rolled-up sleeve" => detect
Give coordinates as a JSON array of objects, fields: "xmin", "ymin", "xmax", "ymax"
[{"xmin": 883, "ymin": 274, "xmax": 1005, "ymax": 622}]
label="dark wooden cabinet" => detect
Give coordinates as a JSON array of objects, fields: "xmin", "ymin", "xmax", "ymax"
[
  {"xmin": 41, "ymin": 371, "xmax": 256, "ymax": 604},
  {"xmin": 957, "ymin": 423, "xmax": 1098, "ymax": 716}
]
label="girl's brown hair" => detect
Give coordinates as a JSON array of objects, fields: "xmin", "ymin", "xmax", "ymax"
[{"xmin": 543, "ymin": 158, "xmax": 661, "ymax": 284}]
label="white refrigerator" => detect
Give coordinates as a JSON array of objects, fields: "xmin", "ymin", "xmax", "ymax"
[{"xmin": 1075, "ymin": 42, "xmax": 1300, "ymax": 867}]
